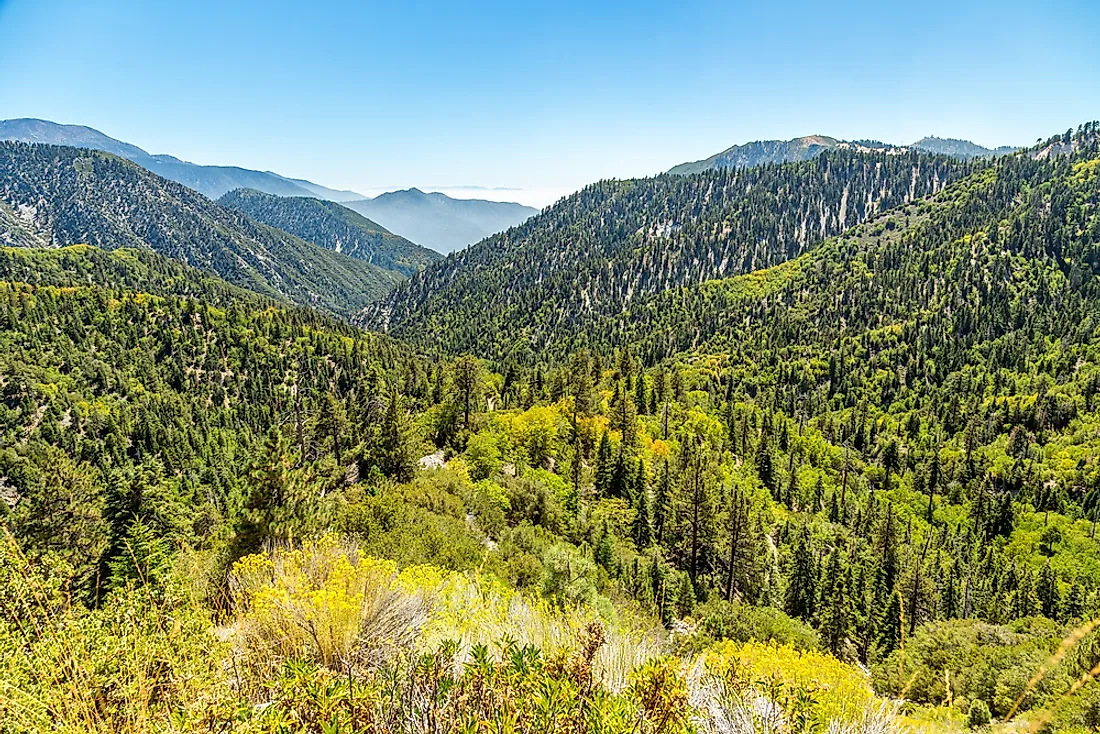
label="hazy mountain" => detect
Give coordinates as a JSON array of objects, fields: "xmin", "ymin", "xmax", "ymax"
[
  {"xmin": 274, "ymin": 176, "xmax": 367, "ymax": 202},
  {"xmin": 345, "ymin": 188, "xmax": 538, "ymax": 254},
  {"xmin": 670, "ymin": 134, "xmax": 1018, "ymax": 175},
  {"xmin": 0, "ymin": 118, "xmax": 322, "ymax": 199},
  {"xmin": 218, "ymin": 188, "xmax": 441, "ymax": 276},
  {"xmin": 0, "ymin": 140, "xmax": 400, "ymax": 314},
  {"xmin": 909, "ymin": 136, "xmax": 1017, "ymax": 158}
]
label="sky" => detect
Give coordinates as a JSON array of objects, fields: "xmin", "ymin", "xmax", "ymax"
[{"xmin": 1, "ymin": 0, "xmax": 1098, "ymax": 208}]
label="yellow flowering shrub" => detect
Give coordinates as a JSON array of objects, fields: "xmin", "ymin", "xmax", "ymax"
[
  {"xmin": 701, "ymin": 640, "xmax": 881, "ymax": 725},
  {"xmin": 232, "ymin": 536, "xmax": 440, "ymax": 670}
]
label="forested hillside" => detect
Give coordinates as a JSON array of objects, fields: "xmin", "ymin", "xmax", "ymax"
[
  {"xmin": 0, "ymin": 141, "xmax": 401, "ymax": 315},
  {"xmin": 3, "ymin": 123, "xmax": 1100, "ymax": 734},
  {"xmin": 366, "ymin": 149, "xmax": 973, "ymax": 359},
  {"xmin": 218, "ymin": 187, "xmax": 441, "ymax": 276}
]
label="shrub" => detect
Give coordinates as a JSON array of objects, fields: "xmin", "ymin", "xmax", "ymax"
[
  {"xmin": 968, "ymin": 698, "xmax": 992, "ymax": 728},
  {"xmin": 687, "ymin": 598, "xmax": 820, "ymax": 653},
  {"xmin": 231, "ymin": 535, "xmax": 439, "ymax": 671},
  {"xmin": 699, "ymin": 640, "xmax": 884, "ymax": 727}
]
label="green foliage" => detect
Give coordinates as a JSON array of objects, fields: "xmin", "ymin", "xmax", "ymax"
[
  {"xmin": 687, "ymin": 598, "xmax": 820, "ymax": 653},
  {"xmin": 968, "ymin": 698, "xmax": 992, "ymax": 728}
]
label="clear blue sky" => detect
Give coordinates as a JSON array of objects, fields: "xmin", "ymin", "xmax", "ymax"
[{"xmin": 1, "ymin": 0, "xmax": 1097, "ymax": 206}]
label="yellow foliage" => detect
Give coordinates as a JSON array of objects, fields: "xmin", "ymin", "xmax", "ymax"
[{"xmin": 703, "ymin": 640, "xmax": 879, "ymax": 725}]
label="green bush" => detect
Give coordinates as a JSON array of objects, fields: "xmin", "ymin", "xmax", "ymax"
[
  {"xmin": 686, "ymin": 598, "xmax": 820, "ymax": 653},
  {"xmin": 968, "ymin": 698, "xmax": 992, "ymax": 728}
]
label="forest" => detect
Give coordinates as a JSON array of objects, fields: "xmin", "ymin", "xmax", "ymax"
[{"xmin": 1, "ymin": 123, "xmax": 1099, "ymax": 733}]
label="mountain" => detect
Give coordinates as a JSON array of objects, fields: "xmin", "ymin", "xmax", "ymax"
[
  {"xmin": 668, "ymin": 135, "xmax": 845, "ymax": 175},
  {"xmin": 345, "ymin": 188, "xmax": 538, "ymax": 254},
  {"xmin": 910, "ymin": 136, "xmax": 1018, "ymax": 158},
  {"xmin": 0, "ymin": 118, "xmax": 322, "ymax": 199},
  {"xmin": 0, "ymin": 119, "xmax": 539, "ymax": 252},
  {"xmin": 0, "ymin": 140, "xmax": 401, "ymax": 315},
  {"xmin": 217, "ymin": 188, "xmax": 441, "ymax": 276},
  {"xmin": 669, "ymin": 134, "xmax": 1019, "ymax": 175},
  {"xmin": 275, "ymin": 176, "xmax": 367, "ymax": 203},
  {"xmin": 362, "ymin": 148, "xmax": 974, "ymax": 360}
]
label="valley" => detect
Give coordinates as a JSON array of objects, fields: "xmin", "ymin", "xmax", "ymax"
[{"xmin": 1, "ymin": 115, "xmax": 1099, "ymax": 734}]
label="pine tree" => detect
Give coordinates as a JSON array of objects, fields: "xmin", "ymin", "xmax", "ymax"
[
  {"xmin": 882, "ymin": 439, "xmax": 899, "ymax": 491},
  {"xmin": 756, "ymin": 432, "xmax": 778, "ymax": 498},
  {"xmin": 875, "ymin": 589, "xmax": 904, "ymax": 658},
  {"xmin": 1037, "ymin": 560, "xmax": 1061, "ymax": 620},
  {"xmin": 594, "ymin": 431, "xmax": 613, "ymax": 497},
  {"xmin": 654, "ymin": 459, "xmax": 671, "ymax": 544},
  {"xmin": 610, "ymin": 445, "xmax": 629, "ymax": 499},
  {"xmin": 632, "ymin": 481, "xmax": 652, "ymax": 549},
  {"xmin": 723, "ymin": 485, "xmax": 750, "ymax": 601},
  {"xmin": 819, "ymin": 549, "xmax": 853, "ymax": 657},
  {"xmin": 878, "ymin": 507, "xmax": 899, "ymax": 601},
  {"xmin": 635, "ymin": 370, "xmax": 648, "ymax": 416},
  {"xmin": 452, "ymin": 355, "xmax": 481, "ymax": 429},
  {"xmin": 595, "ymin": 522, "xmax": 615, "ymax": 573},
  {"xmin": 376, "ymin": 391, "xmax": 414, "ymax": 482},
  {"xmin": 569, "ymin": 349, "xmax": 594, "ymax": 416},
  {"xmin": 785, "ymin": 529, "xmax": 818, "ymax": 622}
]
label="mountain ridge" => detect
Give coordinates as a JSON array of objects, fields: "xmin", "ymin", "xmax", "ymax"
[
  {"xmin": 669, "ymin": 133, "xmax": 1018, "ymax": 175},
  {"xmin": 0, "ymin": 140, "xmax": 399, "ymax": 315},
  {"xmin": 0, "ymin": 118, "xmax": 539, "ymax": 252}
]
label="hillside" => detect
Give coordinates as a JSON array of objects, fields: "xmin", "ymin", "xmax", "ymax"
[
  {"xmin": 0, "ymin": 141, "xmax": 401, "ymax": 315},
  {"xmin": 364, "ymin": 148, "xmax": 974, "ymax": 360},
  {"xmin": 3, "ymin": 123, "xmax": 1100, "ymax": 733},
  {"xmin": 218, "ymin": 188, "xmax": 441, "ymax": 276},
  {"xmin": 345, "ymin": 188, "xmax": 538, "ymax": 254}
]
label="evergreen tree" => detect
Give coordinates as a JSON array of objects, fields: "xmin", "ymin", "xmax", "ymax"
[
  {"xmin": 1037, "ymin": 560, "xmax": 1061, "ymax": 620},
  {"xmin": 632, "ymin": 481, "xmax": 652, "ymax": 549},
  {"xmin": 819, "ymin": 549, "xmax": 853, "ymax": 658},
  {"xmin": 876, "ymin": 589, "xmax": 904, "ymax": 658},
  {"xmin": 376, "ymin": 391, "xmax": 415, "ymax": 482},
  {"xmin": 785, "ymin": 529, "xmax": 818, "ymax": 622},
  {"xmin": 595, "ymin": 522, "xmax": 615, "ymax": 573},
  {"xmin": 594, "ymin": 431, "xmax": 613, "ymax": 497}
]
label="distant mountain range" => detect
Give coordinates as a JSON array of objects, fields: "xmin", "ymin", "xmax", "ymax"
[
  {"xmin": 669, "ymin": 134, "xmax": 1017, "ymax": 174},
  {"xmin": 0, "ymin": 118, "xmax": 538, "ymax": 252},
  {"xmin": 0, "ymin": 140, "xmax": 402, "ymax": 316},
  {"xmin": 218, "ymin": 188, "xmax": 441, "ymax": 275},
  {"xmin": 344, "ymin": 189, "xmax": 537, "ymax": 255}
]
